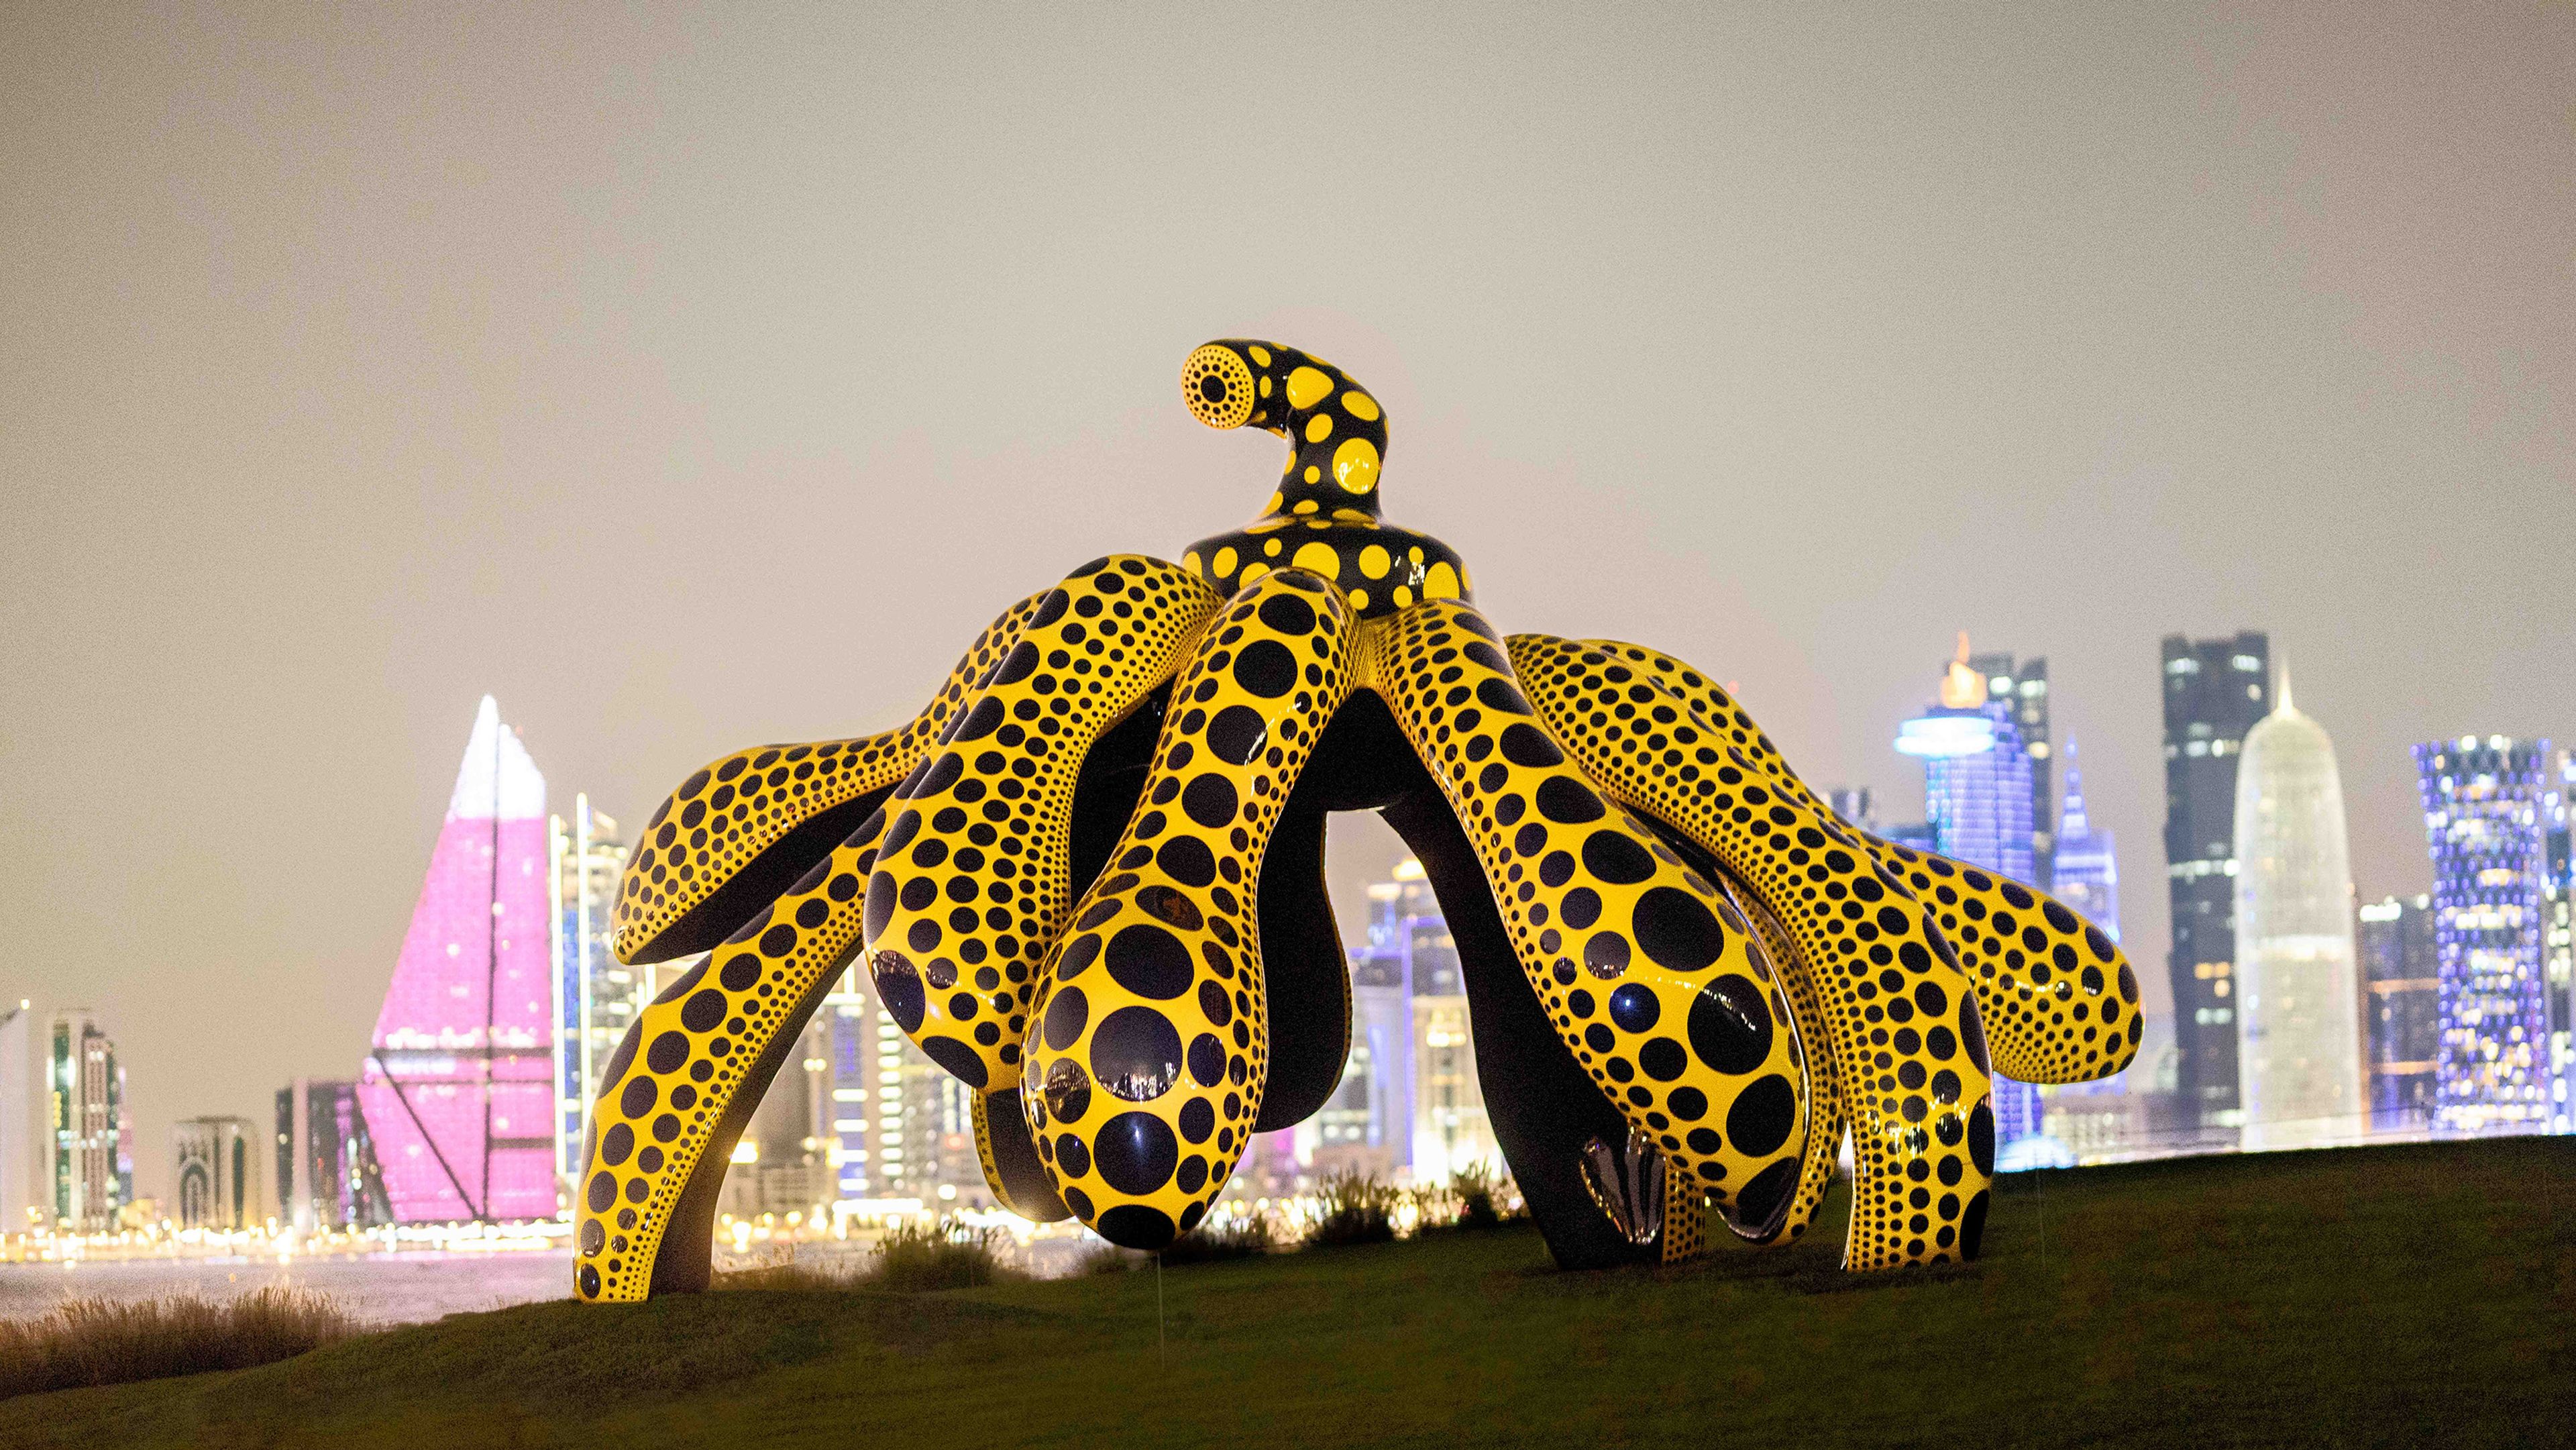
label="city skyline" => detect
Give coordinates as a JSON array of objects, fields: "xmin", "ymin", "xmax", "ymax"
[{"xmin": 4, "ymin": 4, "xmax": 2569, "ymax": 1198}]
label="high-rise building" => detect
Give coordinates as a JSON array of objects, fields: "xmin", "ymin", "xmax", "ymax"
[
  {"xmin": 0, "ymin": 1002, "xmax": 35, "ymax": 1235},
  {"xmin": 1898, "ymin": 637, "xmax": 2041, "ymax": 1150},
  {"xmin": 2161, "ymin": 630, "xmax": 2270, "ymax": 1131},
  {"xmin": 1968, "ymin": 651, "xmax": 2054, "ymax": 887},
  {"xmin": 1320, "ymin": 864, "xmax": 1438, "ymax": 1178},
  {"xmin": 50, "ymin": 1011, "xmax": 127, "ymax": 1233},
  {"xmin": 2357, "ymin": 896, "xmax": 2439, "ymax": 1132},
  {"xmin": 2049, "ymin": 744, "xmax": 2119, "ymax": 943},
  {"xmin": 172, "ymin": 1117, "xmax": 260, "ymax": 1231},
  {"xmin": 276, "ymin": 1078, "xmax": 392, "ymax": 1233},
  {"xmin": 2231, "ymin": 668, "xmax": 2363, "ymax": 1151},
  {"xmin": 361, "ymin": 696, "xmax": 556, "ymax": 1223},
  {"xmin": 2542, "ymin": 752, "xmax": 2574, "ymax": 1132},
  {"xmin": 551, "ymin": 796, "xmax": 636, "ymax": 1182},
  {"xmin": 813, "ymin": 963, "xmax": 985, "ymax": 1210},
  {"xmin": 1823, "ymin": 787, "xmax": 1879, "ymax": 835},
  {"xmin": 2414, "ymin": 736, "xmax": 2555, "ymax": 1135}
]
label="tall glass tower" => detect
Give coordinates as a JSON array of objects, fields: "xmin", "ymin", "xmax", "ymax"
[
  {"xmin": 2414, "ymin": 737, "xmax": 2555, "ymax": 1135},
  {"xmin": 551, "ymin": 796, "xmax": 634, "ymax": 1184},
  {"xmin": 2355, "ymin": 896, "xmax": 2438, "ymax": 1132},
  {"xmin": 1898, "ymin": 638, "xmax": 2041, "ymax": 1150},
  {"xmin": 2049, "ymin": 744, "xmax": 2119, "ymax": 943},
  {"xmin": 2161, "ymin": 630, "xmax": 2270, "ymax": 1133},
  {"xmin": 2231, "ymin": 668, "xmax": 2363, "ymax": 1151},
  {"xmin": 1968, "ymin": 652, "xmax": 2054, "ymax": 887}
]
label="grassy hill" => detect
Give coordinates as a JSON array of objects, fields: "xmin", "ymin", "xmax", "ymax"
[{"xmin": 7, "ymin": 1138, "xmax": 2570, "ymax": 1449}]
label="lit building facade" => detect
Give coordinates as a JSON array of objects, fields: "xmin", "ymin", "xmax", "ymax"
[
  {"xmin": 816, "ymin": 965, "xmax": 985, "ymax": 1211},
  {"xmin": 173, "ymin": 1116, "xmax": 260, "ymax": 1231},
  {"xmin": 2048, "ymin": 746, "xmax": 2118, "ymax": 943},
  {"xmin": 275, "ymin": 1078, "xmax": 392, "ymax": 1233},
  {"xmin": 2415, "ymin": 737, "xmax": 2555, "ymax": 1135},
  {"xmin": 2161, "ymin": 630, "xmax": 2270, "ymax": 1131},
  {"xmin": 1318, "ymin": 864, "xmax": 1437, "ymax": 1178},
  {"xmin": 0, "ymin": 1003, "xmax": 34, "ymax": 1233},
  {"xmin": 1898, "ymin": 638, "xmax": 2040, "ymax": 1149},
  {"xmin": 50, "ymin": 1011, "xmax": 127, "ymax": 1233},
  {"xmin": 2356, "ymin": 896, "xmax": 2439, "ymax": 1132},
  {"xmin": 551, "ymin": 796, "xmax": 636, "ymax": 1182},
  {"xmin": 2544, "ymin": 752, "xmax": 2574, "ymax": 1132},
  {"xmin": 2231, "ymin": 671, "xmax": 2363, "ymax": 1151},
  {"xmin": 361, "ymin": 696, "xmax": 556, "ymax": 1223},
  {"xmin": 1967, "ymin": 651, "xmax": 2054, "ymax": 887}
]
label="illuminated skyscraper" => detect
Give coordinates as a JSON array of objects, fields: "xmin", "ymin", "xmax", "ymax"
[
  {"xmin": 817, "ymin": 964, "xmax": 985, "ymax": 1209},
  {"xmin": 0, "ymin": 1003, "xmax": 34, "ymax": 1233},
  {"xmin": 2542, "ymin": 752, "xmax": 2574, "ymax": 1132},
  {"xmin": 1898, "ymin": 637, "xmax": 2040, "ymax": 1149},
  {"xmin": 1968, "ymin": 652, "xmax": 2054, "ymax": 887},
  {"xmin": 2048, "ymin": 745, "xmax": 2118, "ymax": 943},
  {"xmin": 2356, "ymin": 896, "xmax": 2438, "ymax": 1131},
  {"xmin": 2415, "ymin": 737, "xmax": 2555, "ymax": 1135},
  {"xmin": 50, "ymin": 1011, "xmax": 125, "ymax": 1232},
  {"xmin": 551, "ymin": 796, "xmax": 635, "ymax": 1181},
  {"xmin": 360, "ymin": 696, "xmax": 556, "ymax": 1222},
  {"xmin": 2232, "ymin": 669, "xmax": 2362, "ymax": 1151},
  {"xmin": 1322, "ymin": 862, "xmax": 1442, "ymax": 1178},
  {"xmin": 2161, "ymin": 630, "xmax": 2270, "ymax": 1131},
  {"xmin": 275, "ymin": 1078, "xmax": 391, "ymax": 1233}
]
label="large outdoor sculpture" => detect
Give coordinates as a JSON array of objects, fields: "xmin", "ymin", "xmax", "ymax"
[{"xmin": 573, "ymin": 339, "xmax": 2141, "ymax": 1302}]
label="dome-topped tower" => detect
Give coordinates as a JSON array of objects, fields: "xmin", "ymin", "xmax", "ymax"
[{"xmin": 2233, "ymin": 662, "xmax": 2364, "ymax": 1151}]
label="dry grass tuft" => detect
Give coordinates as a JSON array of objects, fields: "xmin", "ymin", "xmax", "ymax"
[{"xmin": 0, "ymin": 1287, "xmax": 363, "ymax": 1400}]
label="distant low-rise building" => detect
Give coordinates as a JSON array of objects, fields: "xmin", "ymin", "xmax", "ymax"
[{"xmin": 173, "ymin": 1116, "xmax": 261, "ymax": 1231}]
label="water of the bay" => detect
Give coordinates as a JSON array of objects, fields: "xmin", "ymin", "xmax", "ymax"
[{"xmin": 0, "ymin": 1251, "xmax": 575, "ymax": 1325}]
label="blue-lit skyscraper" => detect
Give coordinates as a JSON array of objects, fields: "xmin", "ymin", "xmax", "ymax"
[
  {"xmin": 1898, "ymin": 637, "xmax": 2039, "ymax": 1149},
  {"xmin": 2162, "ymin": 631, "xmax": 2270, "ymax": 1133},
  {"xmin": 2049, "ymin": 744, "xmax": 2118, "ymax": 944},
  {"xmin": 2414, "ymin": 737, "xmax": 2554, "ymax": 1136}
]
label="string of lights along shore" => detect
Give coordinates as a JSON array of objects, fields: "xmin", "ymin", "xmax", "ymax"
[{"xmin": 0, "ymin": 627, "xmax": 2569, "ymax": 1240}]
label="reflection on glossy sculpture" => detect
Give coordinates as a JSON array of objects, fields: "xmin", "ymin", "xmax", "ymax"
[{"xmin": 572, "ymin": 340, "xmax": 2141, "ymax": 1301}]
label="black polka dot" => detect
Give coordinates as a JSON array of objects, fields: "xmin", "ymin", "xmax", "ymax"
[
  {"xmin": 719, "ymin": 955, "xmax": 761, "ymax": 992},
  {"xmin": 1179, "ymin": 1097, "xmax": 1215, "ymax": 1143},
  {"xmin": 1232, "ymin": 641, "xmax": 1296, "ymax": 697},
  {"xmin": 1632, "ymin": 887, "xmax": 1723, "ymax": 973},
  {"xmin": 1968, "ymin": 1099, "xmax": 1996, "ymax": 1174},
  {"xmin": 1043, "ymin": 986, "xmax": 1089, "ymax": 1051},
  {"xmin": 1726, "ymin": 1073, "xmax": 1796, "ymax": 1157},
  {"xmin": 1106, "ymin": 924, "xmax": 1193, "ymax": 999},
  {"xmin": 680, "ymin": 989, "xmax": 727, "ymax": 1033},
  {"xmin": 1499, "ymin": 723, "xmax": 1564, "ymax": 768},
  {"xmin": 1057, "ymin": 933, "xmax": 1102, "ymax": 981},
  {"xmin": 1560, "ymin": 887, "xmax": 1601, "ymax": 929},
  {"xmin": 1157, "ymin": 836, "xmax": 1218, "ymax": 887},
  {"xmin": 873, "ymin": 951, "xmax": 926, "ymax": 1031},
  {"xmin": 1205, "ymin": 707, "xmax": 1267, "ymax": 764},
  {"xmin": 645, "ymin": 1031, "xmax": 688, "ymax": 1076},
  {"xmin": 1090, "ymin": 1006, "xmax": 1183, "ymax": 1101},
  {"xmin": 1687, "ymin": 974, "xmax": 1774, "ymax": 1074},
  {"xmin": 921, "ymin": 1035, "xmax": 988, "ymax": 1088},
  {"xmin": 1638, "ymin": 1037, "xmax": 1688, "ymax": 1081},
  {"xmin": 1182, "ymin": 775, "xmax": 1239, "ymax": 828},
  {"xmin": 1188, "ymin": 1032, "xmax": 1225, "ymax": 1086},
  {"xmin": 599, "ymin": 1123, "xmax": 634, "ymax": 1166},
  {"xmin": 1607, "ymin": 984, "xmax": 1660, "ymax": 1032},
  {"xmin": 1584, "ymin": 931, "xmax": 1631, "ymax": 977},
  {"xmin": 1733, "ymin": 1158, "xmax": 1799, "ymax": 1232},
  {"xmin": 1093, "ymin": 1113, "xmax": 1181, "ymax": 1196},
  {"xmin": 1476, "ymin": 678, "xmax": 1532, "ymax": 715},
  {"xmin": 1581, "ymin": 830, "xmax": 1656, "ymax": 884},
  {"xmin": 1055, "ymin": 1133, "xmax": 1091, "ymax": 1177},
  {"xmin": 1535, "ymin": 777, "xmax": 1605, "ymax": 823},
  {"xmin": 619, "ymin": 1076, "xmax": 658, "ymax": 1118},
  {"xmin": 1197, "ymin": 979, "xmax": 1233, "ymax": 1026},
  {"xmin": 1098, "ymin": 1202, "xmax": 1178, "ymax": 1249},
  {"xmin": 1256, "ymin": 594, "xmax": 1316, "ymax": 635}
]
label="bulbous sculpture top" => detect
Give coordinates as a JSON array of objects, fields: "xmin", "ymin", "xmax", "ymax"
[{"xmin": 1178, "ymin": 338, "xmax": 1470, "ymax": 619}]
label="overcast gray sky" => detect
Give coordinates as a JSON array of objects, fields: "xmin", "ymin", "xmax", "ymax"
[{"xmin": 5, "ymin": 2, "xmax": 2567, "ymax": 1200}]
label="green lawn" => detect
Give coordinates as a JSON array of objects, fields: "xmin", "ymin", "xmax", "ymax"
[{"xmin": 9, "ymin": 1139, "xmax": 2571, "ymax": 1449}]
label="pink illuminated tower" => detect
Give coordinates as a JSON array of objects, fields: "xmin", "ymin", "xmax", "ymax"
[{"xmin": 359, "ymin": 696, "xmax": 557, "ymax": 1222}]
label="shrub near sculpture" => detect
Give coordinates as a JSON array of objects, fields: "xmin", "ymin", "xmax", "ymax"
[{"xmin": 574, "ymin": 339, "xmax": 2141, "ymax": 1302}]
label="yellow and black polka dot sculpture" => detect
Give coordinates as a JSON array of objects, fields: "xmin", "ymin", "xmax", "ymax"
[{"xmin": 574, "ymin": 339, "xmax": 2141, "ymax": 1300}]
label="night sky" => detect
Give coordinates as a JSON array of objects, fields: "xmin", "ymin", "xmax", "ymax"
[{"xmin": 5, "ymin": 3, "xmax": 2567, "ymax": 1199}]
